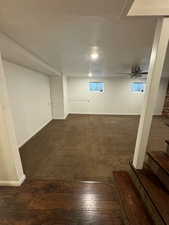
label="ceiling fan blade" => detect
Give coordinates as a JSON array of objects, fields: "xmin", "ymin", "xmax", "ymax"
[
  {"xmin": 115, "ymin": 72, "xmax": 132, "ymax": 75},
  {"xmin": 141, "ymin": 72, "xmax": 148, "ymax": 74},
  {"xmin": 131, "ymin": 73, "xmax": 137, "ymax": 78}
]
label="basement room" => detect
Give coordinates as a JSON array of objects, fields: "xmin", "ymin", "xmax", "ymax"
[{"xmin": 0, "ymin": 0, "xmax": 169, "ymax": 224}]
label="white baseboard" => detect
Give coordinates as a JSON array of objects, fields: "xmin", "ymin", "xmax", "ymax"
[
  {"xmin": 19, "ymin": 118, "xmax": 52, "ymax": 148},
  {"xmin": 0, "ymin": 174, "xmax": 26, "ymax": 187},
  {"xmin": 53, "ymin": 113, "xmax": 69, "ymax": 120},
  {"xmin": 69, "ymin": 112, "xmax": 141, "ymax": 116},
  {"xmin": 69, "ymin": 112, "xmax": 162, "ymax": 116},
  {"xmin": 64, "ymin": 113, "xmax": 69, "ymax": 119}
]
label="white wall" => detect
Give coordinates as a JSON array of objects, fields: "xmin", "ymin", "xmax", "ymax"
[
  {"xmin": 4, "ymin": 61, "xmax": 52, "ymax": 147},
  {"xmin": 68, "ymin": 77, "xmax": 168, "ymax": 115}
]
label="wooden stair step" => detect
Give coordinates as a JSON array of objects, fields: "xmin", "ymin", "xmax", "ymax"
[
  {"xmin": 147, "ymin": 151, "xmax": 169, "ymax": 192},
  {"xmin": 148, "ymin": 151, "xmax": 169, "ymax": 175},
  {"xmin": 130, "ymin": 164, "xmax": 169, "ymax": 225},
  {"xmin": 113, "ymin": 171, "xmax": 153, "ymax": 225}
]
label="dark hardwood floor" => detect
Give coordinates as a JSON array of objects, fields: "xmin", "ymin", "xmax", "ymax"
[
  {"xmin": 20, "ymin": 115, "xmax": 169, "ymax": 181},
  {"xmin": 1, "ymin": 115, "xmax": 168, "ymax": 224},
  {"xmin": 0, "ymin": 180, "xmax": 123, "ymax": 225}
]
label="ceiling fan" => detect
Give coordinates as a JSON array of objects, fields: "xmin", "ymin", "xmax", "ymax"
[
  {"xmin": 116, "ymin": 65, "xmax": 148, "ymax": 78},
  {"xmin": 130, "ymin": 65, "xmax": 148, "ymax": 78}
]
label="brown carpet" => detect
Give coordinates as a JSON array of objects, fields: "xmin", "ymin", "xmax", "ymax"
[{"xmin": 20, "ymin": 115, "xmax": 169, "ymax": 181}]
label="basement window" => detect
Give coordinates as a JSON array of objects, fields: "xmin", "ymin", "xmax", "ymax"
[
  {"xmin": 89, "ymin": 82, "xmax": 104, "ymax": 92},
  {"xmin": 131, "ymin": 82, "xmax": 145, "ymax": 93}
]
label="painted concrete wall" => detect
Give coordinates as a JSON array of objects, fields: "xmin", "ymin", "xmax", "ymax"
[
  {"xmin": 4, "ymin": 61, "xmax": 52, "ymax": 147},
  {"xmin": 68, "ymin": 77, "xmax": 168, "ymax": 115}
]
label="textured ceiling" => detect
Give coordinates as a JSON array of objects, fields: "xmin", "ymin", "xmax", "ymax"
[{"xmin": 0, "ymin": 0, "xmax": 162, "ymax": 77}]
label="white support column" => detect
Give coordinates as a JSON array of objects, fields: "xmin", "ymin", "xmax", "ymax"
[
  {"xmin": 50, "ymin": 75, "xmax": 68, "ymax": 119},
  {"xmin": 0, "ymin": 53, "xmax": 25, "ymax": 186},
  {"xmin": 133, "ymin": 18, "xmax": 169, "ymax": 169}
]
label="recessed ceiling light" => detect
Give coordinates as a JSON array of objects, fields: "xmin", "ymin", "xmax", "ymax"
[
  {"xmin": 90, "ymin": 52, "xmax": 99, "ymax": 61},
  {"xmin": 88, "ymin": 72, "xmax": 92, "ymax": 77}
]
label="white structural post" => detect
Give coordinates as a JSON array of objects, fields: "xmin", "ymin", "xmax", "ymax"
[
  {"xmin": 50, "ymin": 75, "xmax": 68, "ymax": 119},
  {"xmin": 133, "ymin": 18, "xmax": 169, "ymax": 169},
  {"xmin": 0, "ymin": 53, "xmax": 25, "ymax": 186}
]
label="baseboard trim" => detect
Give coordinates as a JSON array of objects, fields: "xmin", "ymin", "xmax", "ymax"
[
  {"xmin": 53, "ymin": 113, "xmax": 69, "ymax": 120},
  {"xmin": 0, "ymin": 174, "xmax": 26, "ymax": 187},
  {"xmin": 69, "ymin": 112, "xmax": 162, "ymax": 116},
  {"xmin": 69, "ymin": 112, "xmax": 141, "ymax": 116},
  {"xmin": 19, "ymin": 119, "xmax": 52, "ymax": 148},
  {"xmin": 64, "ymin": 113, "xmax": 69, "ymax": 119}
]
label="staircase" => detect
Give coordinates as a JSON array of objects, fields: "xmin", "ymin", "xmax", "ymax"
[{"xmin": 113, "ymin": 140, "xmax": 169, "ymax": 225}]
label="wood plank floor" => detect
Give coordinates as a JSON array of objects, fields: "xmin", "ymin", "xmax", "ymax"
[
  {"xmin": 0, "ymin": 180, "xmax": 124, "ymax": 225},
  {"xmin": 1, "ymin": 115, "xmax": 168, "ymax": 224},
  {"xmin": 20, "ymin": 115, "xmax": 169, "ymax": 181}
]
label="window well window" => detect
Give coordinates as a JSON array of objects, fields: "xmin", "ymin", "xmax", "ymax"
[
  {"xmin": 89, "ymin": 82, "xmax": 104, "ymax": 92},
  {"xmin": 131, "ymin": 82, "xmax": 145, "ymax": 93}
]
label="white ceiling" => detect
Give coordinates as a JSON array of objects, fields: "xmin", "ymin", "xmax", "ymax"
[
  {"xmin": 0, "ymin": 0, "xmax": 163, "ymax": 77},
  {"xmin": 0, "ymin": 32, "xmax": 59, "ymax": 76}
]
